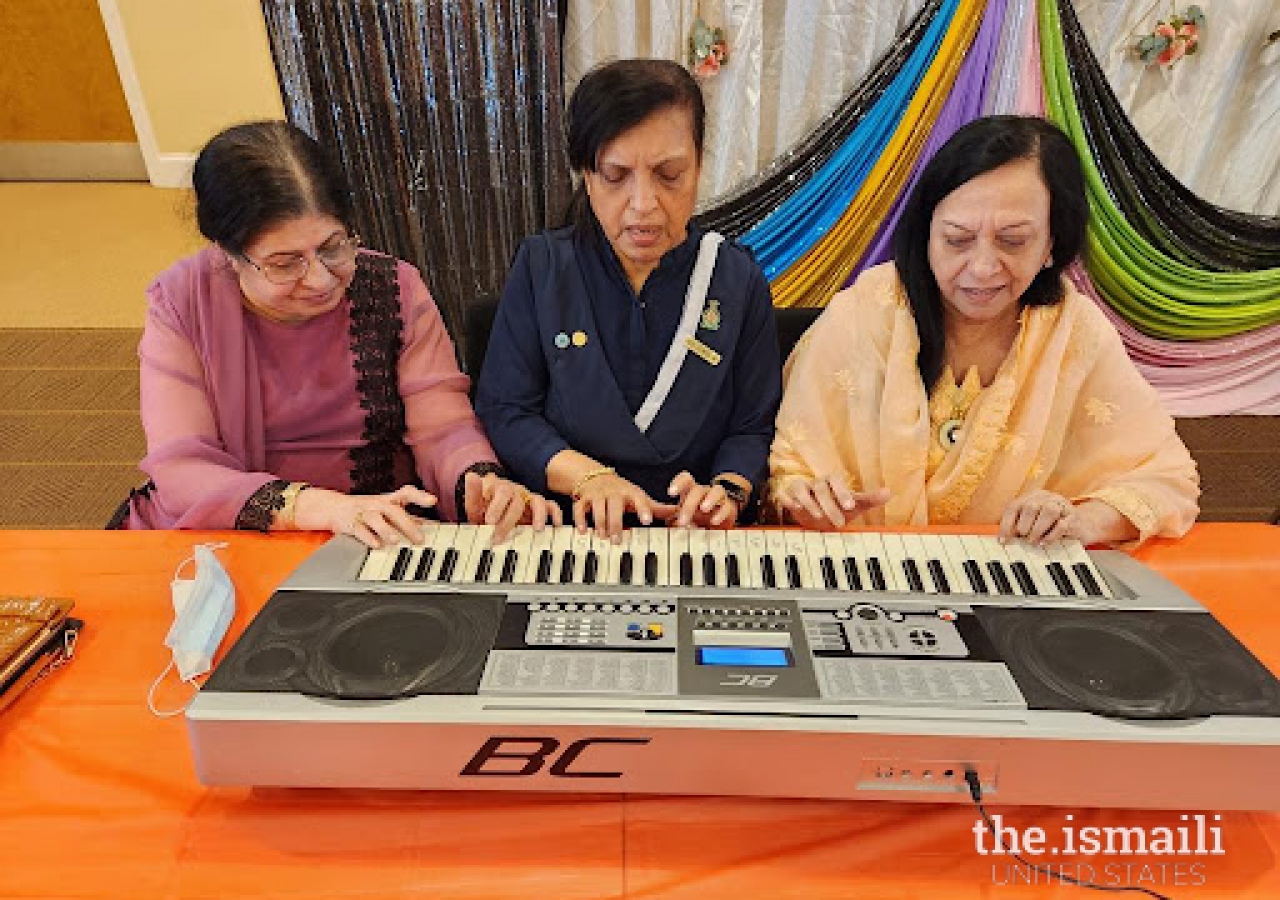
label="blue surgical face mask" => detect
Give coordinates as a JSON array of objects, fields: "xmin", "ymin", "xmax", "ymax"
[{"xmin": 148, "ymin": 543, "xmax": 235, "ymax": 716}]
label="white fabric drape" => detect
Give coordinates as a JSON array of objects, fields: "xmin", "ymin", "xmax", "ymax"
[
  {"xmin": 564, "ymin": 0, "xmax": 1280, "ymax": 215},
  {"xmin": 562, "ymin": 0, "xmax": 928, "ymax": 204}
]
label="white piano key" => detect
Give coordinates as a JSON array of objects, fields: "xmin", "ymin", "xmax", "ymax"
[
  {"xmin": 821, "ymin": 532, "xmax": 853, "ymax": 591},
  {"xmin": 563, "ymin": 528, "xmax": 591, "ymax": 584},
  {"xmin": 802, "ymin": 531, "xmax": 836, "ymax": 591},
  {"xmin": 458, "ymin": 524, "xmax": 493, "ymax": 582},
  {"xmin": 729, "ymin": 529, "xmax": 759, "ymax": 588},
  {"xmin": 1012, "ymin": 540, "xmax": 1059, "ymax": 596},
  {"xmin": 420, "ymin": 523, "xmax": 459, "ymax": 581},
  {"xmin": 603, "ymin": 530, "xmax": 626, "ymax": 585},
  {"xmin": 881, "ymin": 533, "xmax": 918, "ymax": 593},
  {"xmin": 687, "ymin": 529, "xmax": 712, "ymax": 587},
  {"xmin": 444, "ymin": 525, "xmax": 480, "ymax": 583},
  {"xmin": 1002, "ymin": 540, "xmax": 1054, "ymax": 596},
  {"xmin": 783, "ymin": 530, "xmax": 818, "ymax": 589},
  {"xmin": 863, "ymin": 532, "xmax": 902, "ymax": 591},
  {"xmin": 358, "ymin": 545, "xmax": 396, "ymax": 581},
  {"xmin": 898, "ymin": 534, "xmax": 936, "ymax": 594},
  {"xmin": 705, "ymin": 529, "xmax": 729, "ymax": 587},
  {"xmin": 667, "ymin": 527, "xmax": 692, "ymax": 586},
  {"xmin": 548, "ymin": 526, "xmax": 576, "ymax": 584},
  {"xmin": 760, "ymin": 530, "xmax": 788, "ymax": 589},
  {"xmin": 1058, "ymin": 539, "xmax": 1111, "ymax": 597},
  {"xmin": 648, "ymin": 528, "xmax": 671, "ymax": 587},
  {"xmin": 503, "ymin": 526, "xmax": 534, "ymax": 583},
  {"xmin": 922, "ymin": 533, "xmax": 966, "ymax": 595},
  {"xmin": 520, "ymin": 525, "xmax": 557, "ymax": 583},
  {"xmin": 972, "ymin": 535, "xmax": 1025, "ymax": 595},
  {"xmin": 834, "ymin": 532, "xmax": 870, "ymax": 591}
]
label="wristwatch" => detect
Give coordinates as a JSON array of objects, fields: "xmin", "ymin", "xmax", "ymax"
[{"xmin": 712, "ymin": 476, "xmax": 750, "ymax": 507}]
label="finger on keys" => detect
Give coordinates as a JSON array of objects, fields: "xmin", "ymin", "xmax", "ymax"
[
  {"xmin": 699, "ymin": 484, "xmax": 726, "ymax": 514},
  {"xmin": 1027, "ymin": 505, "xmax": 1059, "ymax": 546},
  {"xmin": 1014, "ymin": 502, "xmax": 1042, "ymax": 541},
  {"xmin": 631, "ymin": 490, "xmax": 655, "ymax": 526},
  {"xmin": 365, "ymin": 509, "xmax": 402, "ymax": 549},
  {"xmin": 998, "ymin": 502, "xmax": 1020, "ymax": 543},
  {"xmin": 710, "ymin": 494, "xmax": 736, "ymax": 527},
  {"xmin": 790, "ymin": 481, "xmax": 825, "ymax": 522},
  {"xmin": 384, "ymin": 503, "xmax": 425, "ymax": 544},
  {"xmin": 861, "ymin": 487, "xmax": 891, "ymax": 510},
  {"xmin": 394, "ymin": 485, "xmax": 438, "ymax": 509},
  {"xmin": 546, "ymin": 497, "xmax": 565, "ymax": 528},
  {"xmin": 1042, "ymin": 513, "xmax": 1072, "ymax": 546},
  {"xmin": 667, "ymin": 470, "xmax": 695, "ymax": 500},
  {"xmin": 676, "ymin": 485, "xmax": 705, "ymax": 527},
  {"xmin": 492, "ymin": 493, "xmax": 524, "ymax": 544},
  {"xmin": 572, "ymin": 498, "xmax": 590, "ymax": 534},
  {"xmin": 606, "ymin": 494, "xmax": 626, "ymax": 544},
  {"xmin": 812, "ymin": 479, "xmax": 846, "ymax": 528},
  {"xmin": 591, "ymin": 496, "xmax": 611, "ymax": 539}
]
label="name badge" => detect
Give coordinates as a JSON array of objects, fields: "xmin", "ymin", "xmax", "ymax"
[{"xmin": 684, "ymin": 336, "xmax": 721, "ymax": 366}]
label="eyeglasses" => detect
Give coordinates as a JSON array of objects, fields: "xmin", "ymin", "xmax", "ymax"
[{"xmin": 242, "ymin": 234, "xmax": 362, "ymax": 285}]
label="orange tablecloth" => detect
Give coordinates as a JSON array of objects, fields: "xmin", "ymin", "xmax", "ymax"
[{"xmin": 1, "ymin": 525, "xmax": 1278, "ymax": 899}]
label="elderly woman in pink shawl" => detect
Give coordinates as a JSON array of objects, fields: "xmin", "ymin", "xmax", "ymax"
[
  {"xmin": 116, "ymin": 121, "xmax": 559, "ymax": 547},
  {"xmin": 769, "ymin": 116, "xmax": 1199, "ymax": 546}
]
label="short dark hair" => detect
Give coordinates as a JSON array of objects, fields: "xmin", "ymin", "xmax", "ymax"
[
  {"xmin": 564, "ymin": 59, "xmax": 706, "ymax": 232},
  {"xmin": 192, "ymin": 120, "xmax": 354, "ymax": 257},
  {"xmin": 891, "ymin": 115, "xmax": 1088, "ymax": 390}
]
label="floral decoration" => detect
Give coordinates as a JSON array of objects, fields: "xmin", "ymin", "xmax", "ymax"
[
  {"xmin": 688, "ymin": 17, "xmax": 729, "ymax": 79},
  {"xmin": 1135, "ymin": 6, "xmax": 1205, "ymax": 67}
]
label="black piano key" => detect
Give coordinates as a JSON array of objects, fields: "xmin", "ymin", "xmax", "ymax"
[
  {"xmin": 819, "ymin": 557, "xmax": 837, "ymax": 590},
  {"xmin": 500, "ymin": 549, "xmax": 518, "ymax": 583},
  {"xmin": 726, "ymin": 555, "xmax": 741, "ymax": 587},
  {"xmin": 1010, "ymin": 561, "xmax": 1038, "ymax": 595},
  {"xmin": 1073, "ymin": 562, "xmax": 1104, "ymax": 597},
  {"xmin": 1047, "ymin": 561, "xmax": 1075, "ymax": 596},
  {"xmin": 902, "ymin": 559, "xmax": 925, "ymax": 592},
  {"xmin": 679, "ymin": 552, "xmax": 694, "ymax": 587},
  {"xmin": 644, "ymin": 552, "xmax": 659, "ymax": 586},
  {"xmin": 619, "ymin": 551, "xmax": 634, "ymax": 585},
  {"xmin": 843, "ymin": 557, "xmax": 863, "ymax": 591},
  {"xmin": 867, "ymin": 557, "xmax": 887, "ymax": 592},
  {"xmin": 583, "ymin": 551, "xmax": 598, "ymax": 585},
  {"xmin": 963, "ymin": 559, "xmax": 989, "ymax": 594},
  {"xmin": 474, "ymin": 548, "xmax": 493, "ymax": 582},
  {"xmin": 761, "ymin": 556, "xmax": 777, "ymax": 589},
  {"xmin": 414, "ymin": 548, "xmax": 436, "ymax": 580},
  {"xmin": 437, "ymin": 547, "xmax": 459, "ymax": 582},
  {"xmin": 785, "ymin": 555, "xmax": 802, "ymax": 589},
  {"xmin": 927, "ymin": 559, "xmax": 950, "ymax": 594},
  {"xmin": 987, "ymin": 560, "xmax": 1014, "ymax": 594},
  {"xmin": 702, "ymin": 553, "xmax": 717, "ymax": 587},
  {"xmin": 535, "ymin": 549, "xmax": 553, "ymax": 583},
  {"xmin": 390, "ymin": 547, "xmax": 412, "ymax": 581},
  {"xmin": 559, "ymin": 551, "xmax": 576, "ymax": 584}
]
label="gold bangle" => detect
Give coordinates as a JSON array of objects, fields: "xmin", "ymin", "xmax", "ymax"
[
  {"xmin": 278, "ymin": 481, "xmax": 311, "ymax": 529},
  {"xmin": 570, "ymin": 466, "xmax": 616, "ymax": 501}
]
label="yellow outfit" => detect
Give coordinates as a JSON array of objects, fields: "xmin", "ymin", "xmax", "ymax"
[{"xmin": 768, "ymin": 263, "xmax": 1200, "ymax": 543}]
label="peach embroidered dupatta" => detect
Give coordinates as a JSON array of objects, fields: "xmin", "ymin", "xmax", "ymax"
[{"xmin": 768, "ymin": 264, "xmax": 1199, "ymax": 542}]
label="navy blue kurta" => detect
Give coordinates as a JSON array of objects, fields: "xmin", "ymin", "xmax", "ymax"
[{"xmin": 475, "ymin": 223, "xmax": 781, "ymax": 517}]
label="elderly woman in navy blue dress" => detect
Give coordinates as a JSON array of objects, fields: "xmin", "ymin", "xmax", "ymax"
[{"xmin": 476, "ymin": 59, "xmax": 781, "ymax": 540}]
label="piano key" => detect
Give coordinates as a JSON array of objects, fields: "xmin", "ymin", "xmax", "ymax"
[
  {"xmin": 358, "ymin": 545, "xmax": 398, "ymax": 581},
  {"xmin": 1056, "ymin": 540, "xmax": 1111, "ymax": 598},
  {"xmin": 962, "ymin": 559, "xmax": 990, "ymax": 594},
  {"xmin": 986, "ymin": 559, "xmax": 1016, "ymax": 595},
  {"xmin": 927, "ymin": 559, "xmax": 951, "ymax": 594},
  {"xmin": 857, "ymin": 532, "xmax": 898, "ymax": 591},
  {"xmin": 569, "ymin": 528, "xmax": 594, "ymax": 583},
  {"xmin": 898, "ymin": 535, "xmax": 934, "ymax": 593},
  {"xmin": 616, "ymin": 528, "xmax": 641, "ymax": 586},
  {"xmin": 1004, "ymin": 541, "xmax": 1055, "ymax": 596},
  {"xmin": 921, "ymin": 534, "xmax": 966, "ymax": 594},
  {"xmin": 498, "ymin": 547, "xmax": 519, "ymax": 583},
  {"xmin": 583, "ymin": 548, "xmax": 599, "ymax": 584},
  {"xmin": 764, "ymin": 531, "xmax": 790, "ymax": 590},
  {"xmin": 705, "ymin": 529, "xmax": 729, "ymax": 587},
  {"xmin": 1073, "ymin": 561, "xmax": 1105, "ymax": 597},
  {"xmin": 1046, "ymin": 561, "xmax": 1075, "ymax": 596},
  {"xmin": 688, "ymin": 529, "xmax": 713, "ymax": 587},
  {"xmin": 741, "ymin": 531, "xmax": 768, "ymax": 589},
  {"xmin": 1009, "ymin": 561, "xmax": 1038, "ymax": 595},
  {"xmin": 1043, "ymin": 541, "xmax": 1088, "ymax": 596},
  {"xmin": 518, "ymin": 526, "xmax": 555, "ymax": 584},
  {"xmin": 549, "ymin": 527, "xmax": 575, "ymax": 584},
  {"xmin": 422, "ymin": 524, "xmax": 459, "ymax": 581},
  {"xmin": 558, "ymin": 550, "xmax": 576, "ymax": 584},
  {"xmin": 971, "ymin": 536, "xmax": 1025, "ymax": 596},
  {"xmin": 642, "ymin": 528, "xmax": 670, "ymax": 587},
  {"xmin": 388, "ymin": 545, "xmax": 413, "ymax": 581},
  {"xmin": 819, "ymin": 556, "xmax": 838, "ymax": 590},
  {"xmin": 819, "ymin": 533, "xmax": 851, "ymax": 590},
  {"xmin": 799, "ymin": 532, "xmax": 830, "ymax": 591},
  {"xmin": 412, "ymin": 545, "xmax": 437, "ymax": 581},
  {"xmin": 447, "ymin": 525, "xmax": 482, "ymax": 583},
  {"xmin": 760, "ymin": 554, "xmax": 779, "ymax": 589},
  {"xmin": 784, "ymin": 531, "xmax": 818, "ymax": 589},
  {"xmin": 618, "ymin": 550, "xmax": 635, "ymax": 586},
  {"xmin": 668, "ymin": 528, "xmax": 691, "ymax": 587},
  {"xmin": 878, "ymin": 533, "xmax": 913, "ymax": 592}
]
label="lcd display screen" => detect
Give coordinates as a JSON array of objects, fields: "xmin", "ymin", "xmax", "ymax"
[{"xmin": 696, "ymin": 646, "xmax": 790, "ymax": 667}]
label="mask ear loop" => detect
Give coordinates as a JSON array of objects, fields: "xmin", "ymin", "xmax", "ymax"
[{"xmin": 148, "ymin": 541, "xmax": 230, "ymax": 717}]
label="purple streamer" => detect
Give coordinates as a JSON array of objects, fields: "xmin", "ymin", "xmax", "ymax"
[{"xmin": 848, "ymin": 0, "xmax": 1010, "ymax": 282}]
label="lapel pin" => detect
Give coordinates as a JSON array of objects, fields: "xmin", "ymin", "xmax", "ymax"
[
  {"xmin": 700, "ymin": 298, "xmax": 722, "ymax": 331},
  {"xmin": 685, "ymin": 335, "xmax": 722, "ymax": 366},
  {"xmin": 554, "ymin": 332, "xmax": 570, "ymax": 349},
  {"xmin": 572, "ymin": 330, "xmax": 588, "ymax": 347}
]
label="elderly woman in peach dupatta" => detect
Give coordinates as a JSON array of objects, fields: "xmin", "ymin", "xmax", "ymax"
[{"xmin": 768, "ymin": 117, "xmax": 1198, "ymax": 546}]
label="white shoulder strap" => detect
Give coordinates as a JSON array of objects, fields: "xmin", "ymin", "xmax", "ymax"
[{"xmin": 634, "ymin": 232, "xmax": 724, "ymax": 433}]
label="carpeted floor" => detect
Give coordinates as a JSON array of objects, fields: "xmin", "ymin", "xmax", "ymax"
[{"xmin": 0, "ymin": 328, "xmax": 144, "ymax": 528}]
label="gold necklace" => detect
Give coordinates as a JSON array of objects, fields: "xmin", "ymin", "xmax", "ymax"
[{"xmin": 929, "ymin": 364, "xmax": 983, "ymax": 452}]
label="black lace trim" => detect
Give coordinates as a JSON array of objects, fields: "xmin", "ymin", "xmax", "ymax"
[
  {"xmin": 106, "ymin": 480, "xmax": 154, "ymax": 529},
  {"xmin": 345, "ymin": 254, "xmax": 406, "ymax": 495},
  {"xmin": 237, "ymin": 479, "xmax": 288, "ymax": 532},
  {"xmin": 456, "ymin": 461, "xmax": 507, "ymax": 524}
]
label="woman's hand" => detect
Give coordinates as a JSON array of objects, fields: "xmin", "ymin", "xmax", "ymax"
[
  {"xmin": 1000, "ymin": 491, "xmax": 1137, "ymax": 547},
  {"xmin": 463, "ymin": 470, "xmax": 562, "ymax": 543},
  {"xmin": 775, "ymin": 476, "xmax": 890, "ymax": 529},
  {"xmin": 573, "ymin": 472, "xmax": 677, "ymax": 541},
  {"xmin": 293, "ymin": 484, "xmax": 435, "ymax": 549},
  {"xmin": 666, "ymin": 471, "xmax": 740, "ymax": 529}
]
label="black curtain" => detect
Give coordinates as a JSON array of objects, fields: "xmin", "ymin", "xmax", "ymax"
[{"xmin": 260, "ymin": 0, "xmax": 573, "ymax": 366}]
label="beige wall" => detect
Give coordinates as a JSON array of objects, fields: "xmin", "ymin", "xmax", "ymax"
[{"xmin": 114, "ymin": 0, "xmax": 284, "ymax": 157}]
